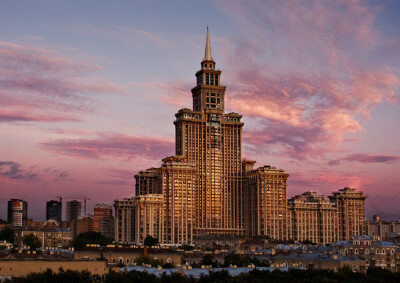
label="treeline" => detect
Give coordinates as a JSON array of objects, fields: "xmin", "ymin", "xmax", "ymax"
[{"xmin": 4, "ymin": 267, "xmax": 400, "ymax": 283}]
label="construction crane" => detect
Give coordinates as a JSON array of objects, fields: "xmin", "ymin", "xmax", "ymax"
[{"xmin": 54, "ymin": 195, "xmax": 90, "ymax": 215}]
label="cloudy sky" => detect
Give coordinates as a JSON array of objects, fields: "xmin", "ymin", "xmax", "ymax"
[{"xmin": 1, "ymin": 1, "xmax": 399, "ymax": 220}]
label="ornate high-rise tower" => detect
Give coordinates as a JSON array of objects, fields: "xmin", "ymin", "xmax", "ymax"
[
  {"xmin": 115, "ymin": 28, "xmax": 290, "ymax": 245},
  {"xmin": 174, "ymin": 28, "xmax": 244, "ymax": 235}
]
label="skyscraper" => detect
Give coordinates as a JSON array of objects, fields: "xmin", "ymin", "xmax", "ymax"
[
  {"xmin": 66, "ymin": 200, "xmax": 81, "ymax": 222},
  {"xmin": 112, "ymin": 28, "xmax": 292, "ymax": 245},
  {"xmin": 46, "ymin": 200, "xmax": 62, "ymax": 223},
  {"xmin": 7, "ymin": 199, "xmax": 28, "ymax": 227},
  {"xmin": 113, "ymin": 29, "xmax": 370, "ymax": 245},
  {"xmin": 174, "ymin": 28, "xmax": 244, "ymax": 235}
]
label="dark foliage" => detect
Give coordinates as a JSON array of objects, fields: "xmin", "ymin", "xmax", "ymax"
[
  {"xmin": 72, "ymin": 231, "xmax": 111, "ymax": 249},
  {"xmin": 5, "ymin": 265, "xmax": 400, "ymax": 283},
  {"xmin": 0, "ymin": 227, "xmax": 14, "ymax": 243},
  {"xmin": 22, "ymin": 234, "xmax": 41, "ymax": 250},
  {"xmin": 144, "ymin": 235, "xmax": 159, "ymax": 247}
]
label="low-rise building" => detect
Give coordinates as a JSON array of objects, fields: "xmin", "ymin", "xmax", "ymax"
[
  {"xmin": 332, "ymin": 235, "xmax": 398, "ymax": 272},
  {"xmin": 272, "ymin": 253, "xmax": 366, "ymax": 273},
  {"xmin": 15, "ymin": 229, "xmax": 73, "ymax": 249},
  {"xmin": 75, "ymin": 246, "xmax": 182, "ymax": 266}
]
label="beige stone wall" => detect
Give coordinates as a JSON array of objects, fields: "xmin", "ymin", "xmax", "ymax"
[{"xmin": 0, "ymin": 260, "xmax": 108, "ymax": 278}]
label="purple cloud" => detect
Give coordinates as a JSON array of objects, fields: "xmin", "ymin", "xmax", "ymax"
[
  {"xmin": 214, "ymin": 1, "xmax": 400, "ymax": 159},
  {"xmin": 329, "ymin": 153, "xmax": 400, "ymax": 165},
  {"xmin": 0, "ymin": 40, "xmax": 125, "ymax": 123},
  {"xmin": 40, "ymin": 132, "xmax": 174, "ymax": 161},
  {"xmin": 0, "ymin": 161, "xmax": 37, "ymax": 180},
  {"xmin": 0, "ymin": 161, "xmax": 71, "ymax": 181}
]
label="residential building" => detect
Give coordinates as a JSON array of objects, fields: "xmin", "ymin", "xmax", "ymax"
[
  {"xmin": 7, "ymin": 199, "xmax": 28, "ymax": 228},
  {"xmin": 244, "ymin": 166, "xmax": 289, "ymax": 241},
  {"xmin": 76, "ymin": 214, "xmax": 93, "ymax": 236},
  {"xmin": 287, "ymin": 192, "xmax": 338, "ymax": 244},
  {"xmin": 93, "ymin": 203, "xmax": 114, "ymax": 239},
  {"xmin": 329, "ymin": 187, "xmax": 366, "ymax": 241},
  {"xmin": 15, "ymin": 229, "xmax": 73, "ymax": 249},
  {"xmin": 66, "ymin": 200, "xmax": 81, "ymax": 222},
  {"xmin": 366, "ymin": 216, "xmax": 400, "ymax": 240},
  {"xmin": 46, "ymin": 200, "xmax": 62, "ymax": 223},
  {"xmin": 114, "ymin": 198, "xmax": 135, "ymax": 243},
  {"xmin": 132, "ymin": 194, "xmax": 163, "ymax": 244},
  {"xmin": 332, "ymin": 235, "xmax": 398, "ymax": 272}
]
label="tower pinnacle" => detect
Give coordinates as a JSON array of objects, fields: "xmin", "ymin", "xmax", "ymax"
[{"xmin": 204, "ymin": 27, "xmax": 212, "ymax": 61}]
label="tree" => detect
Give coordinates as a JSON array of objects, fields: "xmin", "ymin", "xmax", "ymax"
[
  {"xmin": 0, "ymin": 227, "xmax": 14, "ymax": 243},
  {"xmin": 144, "ymin": 235, "xmax": 159, "ymax": 247},
  {"xmin": 72, "ymin": 231, "xmax": 111, "ymax": 249},
  {"xmin": 200, "ymin": 254, "xmax": 216, "ymax": 267},
  {"xmin": 23, "ymin": 233, "xmax": 41, "ymax": 250}
]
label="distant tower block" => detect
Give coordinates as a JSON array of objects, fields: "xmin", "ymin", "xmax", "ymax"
[{"xmin": 66, "ymin": 200, "xmax": 82, "ymax": 221}]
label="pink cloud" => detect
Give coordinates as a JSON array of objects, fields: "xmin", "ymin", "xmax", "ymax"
[
  {"xmin": 0, "ymin": 40, "xmax": 125, "ymax": 123},
  {"xmin": 329, "ymin": 153, "xmax": 400, "ymax": 165},
  {"xmin": 40, "ymin": 132, "xmax": 174, "ymax": 161},
  {"xmin": 211, "ymin": 1, "xmax": 400, "ymax": 159}
]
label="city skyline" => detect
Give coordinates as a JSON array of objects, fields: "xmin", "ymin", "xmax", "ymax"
[{"xmin": 1, "ymin": 1, "xmax": 400, "ymax": 220}]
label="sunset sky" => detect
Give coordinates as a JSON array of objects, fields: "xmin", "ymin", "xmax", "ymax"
[{"xmin": 1, "ymin": 1, "xmax": 399, "ymax": 221}]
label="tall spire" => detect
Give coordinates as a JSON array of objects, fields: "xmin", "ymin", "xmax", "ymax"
[{"xmin": 204, "ymin": 27, "xmax": 212, "ymax": 61}]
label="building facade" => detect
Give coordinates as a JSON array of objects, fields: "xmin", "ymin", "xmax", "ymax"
[
  {"xmin": 66, "ymin": 200, "xmax": 82, "ymax": 222},
  {"xmin": 114, "ymin": 198, "xmax": 135, "ymax": 243},
  {"xmin": 332, "ymin": 235, "xmax": 398, "ymax": 272},
  {"xmin": 114, "ymin": 29, "xmax": 368, "ymax": 245},
  {"xmin": 46, "ymin": 200, "xmax": 62, "ymax": 223},
  {"xmin": 7, "ymin": 199, "xmax": 28, "ymax": 227},
  {"xmin": 244, "ymin": 166, "xmax": 288, "ymax": 241},
  {"xmin": 329, "ymin": 187, "xmax": 366, "ymax": 241},
  {"xmin": 366, "ymin": 216, "xmax": 400, "ymax": 240},
  {"xmin": 93, "ymin": 203, "xmax": 114, "ymax": 239},
  {"xmin": 287, "ymin": 192, "xmax": 338, "ymax": 244}
]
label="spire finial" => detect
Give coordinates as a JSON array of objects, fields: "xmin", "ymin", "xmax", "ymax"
[{"xmin": 204, "ymin": 27, "xmax": 212, "ymax": 61}]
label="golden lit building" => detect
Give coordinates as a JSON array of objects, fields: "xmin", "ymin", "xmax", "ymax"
[
  {"xmin": 287, "ymin": 192, "xmax": 338, "ymax": 244},
  {"xmin": 173, "ymin": 29, "xmax": 244, "ymax": 236},
  {"xmin": 135, "ymin": 167, "xmax": 161, "ymax": 195},
  {"xmin": 244, "ymin": 166, "xmax": 289, "ymax": 241},
  {"xmin": 114, "ymin": 198, "xmax": 135, "ymax": 243},
  {"xmin": 160, "ymin": 156, "xmax": 197, "ymax": 244},
  {"xmin": 132, "ymin": 194, "xmax": 163, "ymax": 244},
  {"xmin": 329, "ymin": 187, "xmax": 366, "ymax": 241},
  {"xmin": 114, "ymin": 29, "xmax": 368, "ymax": 245}
]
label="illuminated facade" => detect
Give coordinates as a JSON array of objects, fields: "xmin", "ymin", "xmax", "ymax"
[
  {"xmin": 132, "ymin": 194, "xmax": 163, "ymax": 244},
  {"xmin": 287, "ymin": 192, "xmax": 338, "ymax": 244},
  {"xmin": 114, "ymin": 198, "xmax": 135, "ymax": 243},
  {"xmin": 113, "ymin": 29, "xmax": 367, "ymax": 245},
  {"xmin": 244, "ymin": 166, "xmax": 288, "ymax": 241},
  {"xmin": 174, "ymin": 29, "xmax": 244, "ymax": 235},
  {"xmin": 329, "ymin": 187, "xmax": 366, "ymax": 241}
]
